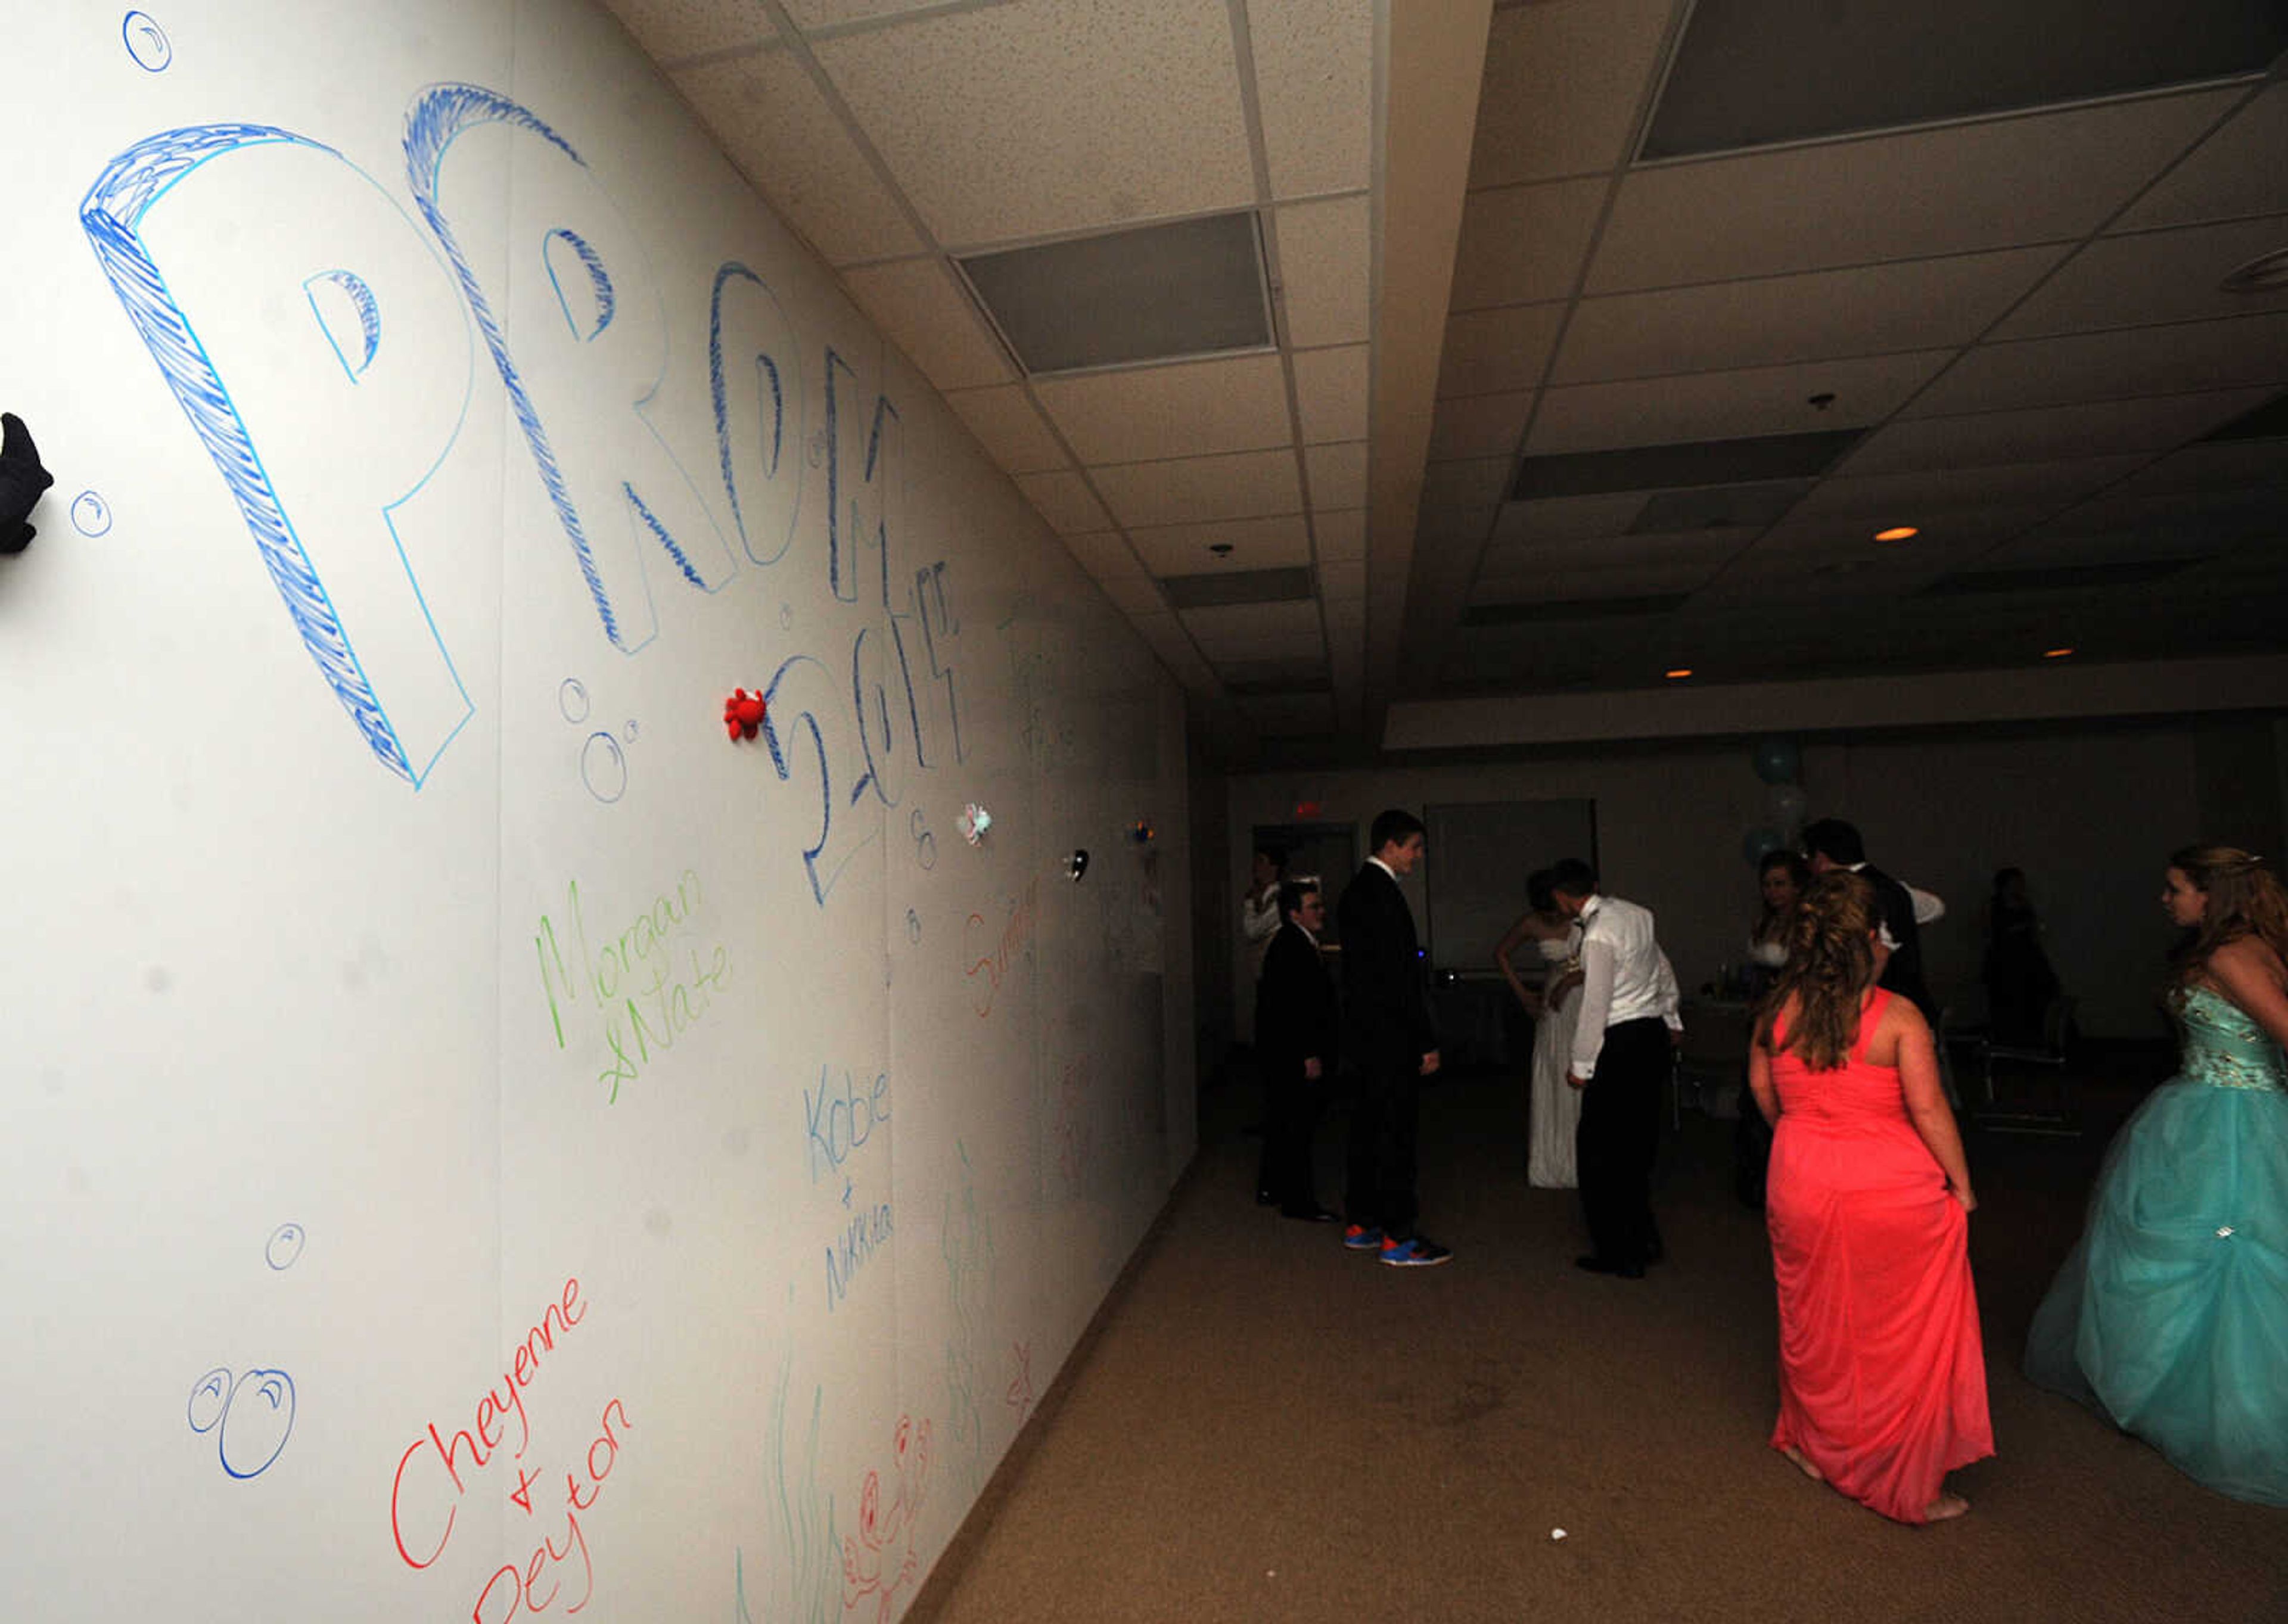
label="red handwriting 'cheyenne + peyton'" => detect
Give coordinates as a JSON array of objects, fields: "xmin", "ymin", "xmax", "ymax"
[
  {"xmin": 475, "ymin": 1398, "xmax": 632, "ymax": 1623},
  {"xmin": 964, "ymin": 880, "xmax": 1038, "ymax": 1018},
  {"xmin": 391, "ymin": 1277, "xmax": 587, "ymax": 1570}
]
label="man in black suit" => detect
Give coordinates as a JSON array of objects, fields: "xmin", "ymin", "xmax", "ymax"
[
  {"xmin": 1338, "ymin": 809, "xmax": 1450, "ymax": 1267},
  {"xmin": 1802, "ymin": 817, "xmax": 1937, "ymax": 1026},
  {"xmin": 1254, "ymin": 878, "xmax": 1340, "ymax": 1221}
]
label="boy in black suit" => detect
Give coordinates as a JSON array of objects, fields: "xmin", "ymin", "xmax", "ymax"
[
  {"xmin": 1255, "ymin": 879, "xmax": 1339, "ymax": 1221},
  {"xmin": 1338, "ymin": 809, "xmax": 1450, "ymax": 1267}
]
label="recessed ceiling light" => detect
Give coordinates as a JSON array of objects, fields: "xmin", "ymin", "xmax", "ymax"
[
  {"xmin": 1664, "ymin": 667, "xmax": 1694, "ymax": 680},
  {"xmin": 2221, "ymin": 248, "xmax": 2288, "ymax": 294},
  {"xmin": 2043, "ymin": 646, "xmax": 2075, "ymax": 659},
  {"xmin": 1873, "ymin": 525, "xmax": 1919, "ymax": 542}
]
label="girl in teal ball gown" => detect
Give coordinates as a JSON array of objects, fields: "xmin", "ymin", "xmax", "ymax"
[{"xmin": 2025, "ymin": 845, "xmax": 2288, "ymax": 1506}]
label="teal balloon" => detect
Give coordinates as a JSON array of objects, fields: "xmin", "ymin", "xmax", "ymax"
[
  {"xmin": 1743, "ymin": 827, "xmax": 1785, "ymax": 866},
  {"xmin": 1752, "ymin": 736, "xmax": 1801, "ymax": 784}
]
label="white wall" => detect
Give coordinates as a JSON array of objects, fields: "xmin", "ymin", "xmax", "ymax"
[
  {"xmin": 0, "ymin": 5, "xmax": 1190, "ymax": 1621},
  {"xmin": 1228, "ymin": 720, "xmax": 2237, "ymax": 1043}
]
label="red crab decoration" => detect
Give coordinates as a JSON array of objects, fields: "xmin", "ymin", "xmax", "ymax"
[{"xmin": 723, "ymin": 687, "xmax": 768, "ymax": 741}]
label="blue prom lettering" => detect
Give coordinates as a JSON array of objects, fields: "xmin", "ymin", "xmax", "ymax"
[
  {"xmin": 82, "ymin": 126, "xmax": 476, "ymax": 787},
  {"xmin": 405, "ymin": 85, "xmax": 735, "ymax": 655},
  {"xmin": 823, "ymin": 347, "xmax": 899, "ymax": 607},
  {"xmin": 711, "ymin": 263, "xmax": 805, "ymax": 566}
]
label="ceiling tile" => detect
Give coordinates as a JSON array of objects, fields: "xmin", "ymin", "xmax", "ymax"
[
  {"xmin": 1014, "ymin": 468, "xmax": 1114, "ymax": 533},
  {"xmin": 1450, "ymin": 179, "xmax": 1606, "ymax": 310},
  {"xmin": 1294, "ymin": 346, "xmax": 1369, "ymax": 444},
  {"xmin": 1325, "ymin": 598, "xmax": 1366, "ymax": 631},
  {"xmin": 1994, "ymin": 214, "xmax": 2288, "ymax": 339},
  {"xmin": 1060, "ymin": 530, "xmax": 1146, "ymax": 577},
  {"xmin": 1240, "ymin": 692, "xmax": 1339, "ymax": 735},
  {"xmin": 1304, "ymin": 441, "xmax": 1367, "ymax": 509},
  {"xmin": 840, "ymin": 257, "xmax": 1014, "ymax": 390},
  {"xmin": 1247, "ymin": 0, "xmax": 1375, "ymax": 197},
  {"xmin": 1838, "ymin": 388, "xmax": 2277, "ymax": 475},
  {"xmin": 1317, "ymin": 557, "xmax": 1366, "ymax": 599},
  {"xmin": 1127, "ymin": 514, "xmax": 1311, "ymax": 575},
  {"xmin": 1555, "ymin": 247, "xmax": 2067, "ymax": 383},
  {"xmin": 1091, "ymin": 448, "xmax": 1302, "ymax": 527},
  {"xmin": 2113, "ymin": 83, "xmax": 2288, "ymax": 232},
  {"xmin": 812, "ymin": 0, "xmax": 1253, "ymax": 245},
  {"xmin": 1528, "ymin": 351, "xmax": 1952, "ymax": 455},
  {"xmin": 612, "ymin": 0, "xmax": 776, "ymax": 61},
  {"xmin": 1423, "ymin": 455, "xmax": 1514, "ymax": 520},
  {"xmin": 1096, "ymin": 572, "xmax": 1171, "ymax": 614},
  {"xmin": 1468, "ymin": 0, "xmax": 1677, "ymax": 188},
  {"xmin": 2114, "ymin": 440, "xmax": 2288, "ymax": 496},
  {"xmin": 1274, "ymin": 196, "xmax": 1372, "ymax": 349},
  {"xmin": 1906, "ymin": 313, "xmax": 2288, "ymax": 418},
  {"xmin": 1753, "ymin": 502, "xmax": 2056, "ymax": 556},
  {"xmin": 2041, "ymin": 484, "xmax": 2288, "ymax": 544},
  {"xmin": 1314, "ymin": 509, "xmax": 1366, "ymax": 562},
  {"xmin": 674, "ymin": 51, "xmax": 923, "ymax": 265},
  {"xmin": 1429, "ymin": 391, "xmax": 1535, "ymax": 462},
  {"xmin": 1439, "ymin": 303, "xmax": 1569, "ymax": 397},
  {"xmin": 944, "ymin": 384, "xmax": 1070, "ymax": 474},
  {"xmin": 1788, "ymin": 457, "xmax": 2152, "ymax": 518},
  {"xmin": 1984, "ymin": 524, "xmax": 2240, "ymax": 568},
  {"xmin": 1488, "ymin": 491, "xmax": 1648, "ymax": 545},
  {"xmin": 1034, "ymin": 353, "xmax": 1291, "ymax": 463},
  {"xmin": 1590, "ymin": 92, "xmax": 2242, "ymax": 294}
]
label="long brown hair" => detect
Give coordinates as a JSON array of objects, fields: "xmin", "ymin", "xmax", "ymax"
[
  {"xmin": 2166, "ymin": 845, "xmax": 2288, "ymax": 997},
  {"xmin": 1756, "ymin": 871, "xmax": 1877, "ymax": 1069}
]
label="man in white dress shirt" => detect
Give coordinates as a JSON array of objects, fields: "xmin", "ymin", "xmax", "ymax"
[{"xmin": 1552, "ymin": 858, "xmax": 1681, "ymax": 1279}]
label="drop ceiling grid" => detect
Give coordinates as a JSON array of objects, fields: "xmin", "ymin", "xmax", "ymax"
[{"xmin": 1584, "ymin": 88, "xmax": 2249, "ymax": 295}]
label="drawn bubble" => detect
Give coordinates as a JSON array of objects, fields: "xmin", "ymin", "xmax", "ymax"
[
  {"xmin": 581, "ymin": 731, "xmax": 627, "ymax": 803},
  {"xmin": 122, "ymin": 11, "xmax": 172, "ymax": 72},
  {"xmin": 187, "ymin": 1368, "xmax": 234, "ymax": 1433},
  {"xmin": 70, "ymin": 491, "xmax": 113, "ymax": 537},
  {"xmin": 218, "ymin": 1368, "xmax": 296, "ymax": 1479},
  {"xmin": 624, "ymin": 718, "xmax": 638, "ymax": 742},
  {"xmin": 265, "ymin": 1222, "xmax": 305, "ymax": 1271},
  {"xmin": 558, "ymin": 677, "xmax": 590, "ymax": 724}
]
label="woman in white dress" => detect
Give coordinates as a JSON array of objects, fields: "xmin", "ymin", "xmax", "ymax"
[{"xmin": 1497, "ymin": 869, "xmax": 1586, "ymax": 1188}]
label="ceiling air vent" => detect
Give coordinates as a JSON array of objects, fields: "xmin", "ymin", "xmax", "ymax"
[
  {"xmin": 957, "ymin": 212, "xmax": 1272, "ymax": 376},
  {"xmin": 1159, "ymin": 567, "xmax": 1314, "ymax": 609},
  {"xmin": 1464, "ymin": 593, "xmax": 1692, "ymax": 627},
  {"xmin": 1511, "ymin": 431, "xmax": 1861, "ymax": 502}
]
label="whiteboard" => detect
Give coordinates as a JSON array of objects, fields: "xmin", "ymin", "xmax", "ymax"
[
  {"xmin": 1423, "ymin": 799, "xmax": 1599, "ymax": 972},
  {"xmin": 0, "ymin": 6, "xmax": 1190, "ymax": 1621}
]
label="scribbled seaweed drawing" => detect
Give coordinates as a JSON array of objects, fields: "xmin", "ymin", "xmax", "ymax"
[
  {"xmin": 940, "ymin": 1141, "xmax": 997, "ymax": 1497},
  {"xmin": 743, "ymin": 1354, "xmax": 841, "ymax": 1624}
]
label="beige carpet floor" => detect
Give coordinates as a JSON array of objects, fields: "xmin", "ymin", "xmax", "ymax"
[{"xmin": 909, "ymin": 1055, "xmax": 2287, "ymax": 1623}]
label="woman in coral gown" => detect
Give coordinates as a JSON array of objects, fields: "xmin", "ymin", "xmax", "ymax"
[
  {"xmin": 2025, "ymin": 845, "xmax": 2288, "ymax": 1507},
  {"xmin": 1749, "ymin": 872, "xmax": 1992, "ymax": 1524}
]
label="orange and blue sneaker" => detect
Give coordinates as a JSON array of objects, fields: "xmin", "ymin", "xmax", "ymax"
[
  {"xmin": 1379, "ymin": 1235, "xmax": 1453, "ymax": 1268},
  {"xmin": 1341, "ymin": 1222, "xmax": 1383, "ymax": 1251}
]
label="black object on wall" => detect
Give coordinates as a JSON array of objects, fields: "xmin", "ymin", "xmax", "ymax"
[{"xmin": 1, "ymin": 412, "xmax": 55, "ymax": 554}]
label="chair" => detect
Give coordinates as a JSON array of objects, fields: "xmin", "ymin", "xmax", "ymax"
[{"xmin": 1969, "ymin": 994, "xmax": 2079, "ymax": 1134}]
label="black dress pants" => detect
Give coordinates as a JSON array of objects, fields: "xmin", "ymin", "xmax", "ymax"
[
  {"xmin": 1256, "ymin": 1061, "xmax": 1323, "ymax": 1212},
  {"xmin": 1575, "ymin": 1017, "xmax": 1668, "ymax": 1266},
  {"xmin": 1343, "ymin": 1060, "xmax": 1420, "ymax": 1240}
]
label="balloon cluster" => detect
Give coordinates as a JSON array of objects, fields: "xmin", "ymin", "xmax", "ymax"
[{"xmin": 1742, "ymin": 736, "xmax": 1808, "ymax": 865}]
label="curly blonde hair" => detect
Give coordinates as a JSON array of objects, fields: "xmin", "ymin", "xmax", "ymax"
[
  {"xmin": 2166, "ymin": 845, "xmax": 2288, "ymax": 997},
  {"xmin": 1756, "ymin": 871, "xmax": 1878, "ymax": 1071}
]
